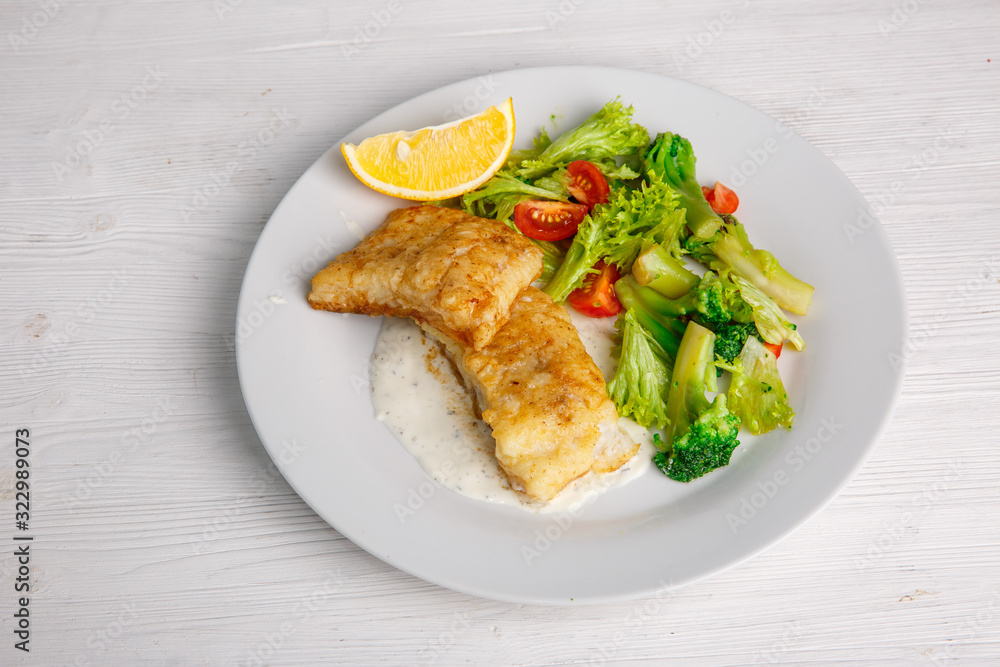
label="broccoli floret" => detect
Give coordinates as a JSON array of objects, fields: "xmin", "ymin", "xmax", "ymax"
[
  {"xmin": 619, "ymin": 271, "xmax": 731, "ymax": 324},
  {"xmin": 613, "ymin": 269, "xmax": 751, "ymax": 360},
  {"xmin": 723, "ymin": 336, "xmax": 795, "ymax": 435},
  {"xmin": 612, "ymin": 271, "xmax": 732, "ymax": 345},
  {"xmin": 712, "ymin": 322, "xmax": 763, "ymax": 366},
  {"xmin": 685, "ymin": 272, "xmax": 731, "ymax": 324},
  {"xmin": 686, "ymin": 217, "xmax": 814, "ymax": 316},
  {"xmin": 607, "ymin": 309, "xmax": 674, "ymax": 429},
  {"xmin": 617, "ymin": 269, "xmax": 769, "ymax": 378},
  {"xmin": 643, "ymin": 132, "xmax": 724, "ymax": 239},
  {"xmin": 691, "ymin": 275, "xmax": 760, "ymax": 375},
  {"xmin": 654, "ymin": 396, "xmax": 741, "ymax": 482},
  {"xmin": 654, "ymin": 320, "xmax": 742, "ymax": 482},
  {"xmin": 641, "ymin": 271, "xmax": 731, "ymax": 324}
]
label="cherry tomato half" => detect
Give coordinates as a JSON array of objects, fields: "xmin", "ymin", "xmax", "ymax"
[
  {"xmin": 566, "ymin": 160, "xmax": 610, "ymax": 210},
  {"xmin": 567, "ymin": 260, "xmax": 623, "ymax": 318},
  {"xmin": 763, "ymin": 341, "xmax": 783, "ymax": 359},
  {"xmin": 513, "ymin": 200, "xmax": 588, "ymax": 241},
  {"xmin": 701, "ymin": 181, "xmax": 740, "ymax": 215}
]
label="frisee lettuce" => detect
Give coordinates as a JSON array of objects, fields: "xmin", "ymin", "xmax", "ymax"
[
  {"xmin": 515, "ymin": 98, "xmax": 649, "ymax": 181},
  {"xmin": 543, "ymin": 173, "xmax": 684, "ymax": 303},
  {"xmin": 607, "ymin": 309, "xmax": 673, "ymax": 429}
]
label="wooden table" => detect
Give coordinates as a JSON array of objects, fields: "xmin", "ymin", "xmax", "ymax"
[{"xmin": 3, "ymin": 0, "xmax": 998, "ymax": 663}]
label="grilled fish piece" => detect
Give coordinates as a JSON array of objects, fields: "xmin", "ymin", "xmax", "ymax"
[
  {"xmin": 308, "ymin": 205, "xmax": 544, "ymax": 350},
  {"xmin": 426, "ymin": 287, "xmax": 639, "ymax": 501}
]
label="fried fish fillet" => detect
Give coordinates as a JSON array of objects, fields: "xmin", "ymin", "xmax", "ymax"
[
  {"xmin": 426, "ymin": 287, "xmax": 639, "ymax": 501},
  {"xmin": 308, "ymin": 205, "xmax": 543, "ymax": 349}
]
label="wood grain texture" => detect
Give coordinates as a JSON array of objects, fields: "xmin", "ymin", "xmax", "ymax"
[{"xmin": 2, "ymin": 0, "xmax": 1000, "ymax": 664}]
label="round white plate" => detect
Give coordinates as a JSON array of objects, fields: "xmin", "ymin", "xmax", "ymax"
[{"xmin": 235, "ymin": 66, "xmax": 906, "ymax": 605}]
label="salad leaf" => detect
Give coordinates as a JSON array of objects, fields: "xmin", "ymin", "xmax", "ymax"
[
  {"xmin": 516, "ymin": 98, "xmax": 650, "ymax": 181},
  {"xmin": 607, "ymin": 309, "xmax": 673, "ymax": 429},
  {"xmin": 534, "ymin": 238, "xmax": 566, "ymax": 285},
  {"xmin": 730, "ymin": 274, "xmax": 805, "ymax": 350},
  {"xmin": 723, "ymin": 336, "xmax": 795, "ymax": 434},
  {"xmin": 462, "ymin": 172, "xmax": 570, "ymax": 223},
  {"xmin": 543, "ymin": 173, "xmax": 684, "ymax": 303}
]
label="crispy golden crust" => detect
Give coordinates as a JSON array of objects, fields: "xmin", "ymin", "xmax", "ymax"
[
  {"xmin": 307, "ymin": 205, "xmax": 543, "ymax": 350},
  {"xmin": 429, "ymin": 287, "xmax": 639, "ymax": 501}
]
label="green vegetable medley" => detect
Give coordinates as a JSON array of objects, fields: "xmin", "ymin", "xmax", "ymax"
[{"xmin": 456, "ymin": 99, "xmax": 815, "ymax": 483}]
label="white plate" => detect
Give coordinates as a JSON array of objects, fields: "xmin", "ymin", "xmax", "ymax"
[{"xmin": 235, "ymin": 67, "xmax": 906, "ymax": 605}]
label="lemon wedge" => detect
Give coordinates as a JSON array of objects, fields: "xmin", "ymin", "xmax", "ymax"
[{"xmin": 342, "ymin": 98, "xmax": 515, "ymax": 201}]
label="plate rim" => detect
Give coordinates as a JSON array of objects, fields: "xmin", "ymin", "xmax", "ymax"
[{"xmin": 235, "ymin": 65, "xmax": 908, "ymax": 605}]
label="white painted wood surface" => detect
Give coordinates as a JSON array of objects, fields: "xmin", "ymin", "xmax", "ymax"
[{"xmin": 2, "ymin": 0, "xmax": 999, "ymax": 664}]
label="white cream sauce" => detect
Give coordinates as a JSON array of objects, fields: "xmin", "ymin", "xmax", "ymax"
[{"xmin": 370, "ymin": 311, "xmax": 654, "ymax": 514}]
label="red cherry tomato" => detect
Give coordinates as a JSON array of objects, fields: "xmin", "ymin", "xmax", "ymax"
[
  {"xmin": 763, "ymin": 341, "xmax": 783, "ymax": 358},
  {"xmin": 701, "ymin": 181, "xmax": 740, "ymax": 215},
  {"xmin": 566, "ymin": 160, "xmax": 610, "ymax": 210},
  {"xmin": 513, "ymin": 200, "xmax": 588, "ymax": 241},
  {"xmin": 567, "ymin": 260, "xmax": 623, "ymax": 318}
]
